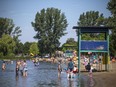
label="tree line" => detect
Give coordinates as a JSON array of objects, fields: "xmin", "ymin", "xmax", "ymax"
[{"xmin": 0, "ymin": 0, "xmax": 116, "ymax": 58}]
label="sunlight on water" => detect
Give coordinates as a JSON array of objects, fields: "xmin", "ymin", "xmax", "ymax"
[{"xmin": 0, "ymin": 60, "xmax": 83, "ymax": 87}]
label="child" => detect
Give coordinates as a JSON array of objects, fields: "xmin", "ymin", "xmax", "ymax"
[
  {"xmin": 73, "ymin": 65, "xmax": 78, "ymax": 74},
  {"xmin": 58, "ymin": 62, "xmax": 62, "ymax": 78},
  {"xmin": 2, "ymin": 61, "xmax": 6, "ymax": 70},
  {"xmin": 23, "ymin": 60, "xmax": 28, "ymax": 77}
]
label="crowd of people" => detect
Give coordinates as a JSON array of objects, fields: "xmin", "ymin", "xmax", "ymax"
[
  {"xmin": 1, "ymin": 57, "xmax": 90, "ymax": 79},
  {"xmin": 57, "ymin": 58, "xmax": 78, "ymax": 78},
  {"xmin": 16, "ymin": 60, "xmax": 28, "ymax": 77},
  {"xmin": 1, "ymin": 60, "xmax": 28, "ymax": 77}
]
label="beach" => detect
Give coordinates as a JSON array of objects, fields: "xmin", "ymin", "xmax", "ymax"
[{"xmin": 82, "ymin": 62, "xmax": 116, "ymax": 87}]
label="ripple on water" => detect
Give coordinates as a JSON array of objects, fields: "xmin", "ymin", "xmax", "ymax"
[{"xmin": 0, "ymin": 60, "xmax": 81, "ymax": 87}]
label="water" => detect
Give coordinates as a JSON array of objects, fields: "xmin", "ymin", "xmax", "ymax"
[{"xmin": 0, "ymin": 60, "xmax": 80, "ymax": 87}]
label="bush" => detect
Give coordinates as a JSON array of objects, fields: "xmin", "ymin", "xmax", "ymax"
[
  {"xmin": 0, "ymin": 52, "xmax": 3, "ymax": 57},
  {"xmin": 7, "ymin": 53, "xmax": 15, "ymax": 57}
]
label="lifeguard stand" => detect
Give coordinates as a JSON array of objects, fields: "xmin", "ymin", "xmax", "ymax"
[{"xmin": 73, "ymin": 26, "xmax": 112, "ymax": 74}]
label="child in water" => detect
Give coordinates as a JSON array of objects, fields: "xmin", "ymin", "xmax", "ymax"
[
  {"xmin": 58, "ymin": 61, "xmax": 62, "ymax": 78},
  {"xmin": 2, "ymin": 61, "xmax": 6, "ymax": 70},
  {"xmin": 73, "ymin": 65, "xmax": 78, "ymax": 74},
  {"xmin": 23, "ymin": 60, "xmax": 28, "ymax": 77}
]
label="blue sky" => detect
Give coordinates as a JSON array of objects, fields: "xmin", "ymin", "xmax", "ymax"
[{"xmin": 0, "ymin": 0, "xmax": 111, "ymax": 45}]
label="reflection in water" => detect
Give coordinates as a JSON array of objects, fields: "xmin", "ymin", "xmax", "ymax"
[
  {"xmin": 68, "ymin": 78, "xmax": 79, "ymax": 87},
  {"xmin": 15, "ymin": 76, "xmax": 19, "ymax": 81},
  {"xmin": 0, "ymin": 60, "xmax": 81, "ymax": 87},
  {"xmin": 68, "ymin": 80, "xmax": 73, "ymax": 87}
]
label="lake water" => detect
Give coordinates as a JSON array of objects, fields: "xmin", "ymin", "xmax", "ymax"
[{"xmin": 0, "ymin": 60, "xmax": 82, "ymax": 87}]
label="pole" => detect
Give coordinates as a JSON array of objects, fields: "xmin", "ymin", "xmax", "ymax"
[
  {"xmin": 107, "ymin": 30, "xmax": 110, "ymax": 71},
  {"xmin": 78, "ymin": 29, "xmax": 81, "ymax": 87}
]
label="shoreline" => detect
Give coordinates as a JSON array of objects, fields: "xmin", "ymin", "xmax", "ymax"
[{"xmin": 81, "ymin": 62, "xmax": 116, "ymax": 87}]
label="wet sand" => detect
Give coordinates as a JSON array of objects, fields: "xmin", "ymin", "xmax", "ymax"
[
  {"xmin": 93, "ymin": 71, "xmax": 116, "ymax": 87},
  {"xmin": 82, "ymin": 62, "xmax": 116, "ymax": 87}
]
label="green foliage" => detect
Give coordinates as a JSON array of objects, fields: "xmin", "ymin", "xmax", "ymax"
[
  {"xmin": 0, "ymin": 17, "xmax": 22, "ymax": 56},
  {"xmin": 32, "ymin": 7, "xmax": 68, "ymax": 56},
  {"xmin": 0, "ymin": 52, "xmax": 3, "ymax": 57},
  {"xmin": 62, "ymin": 38, "xmax": 77, "ymax": 52},
  {"xmin": 12, "ymin": 26, "xmax": 22, "ymax": 42},
  {"xmin": 78, "ymin": 11, "xmax": 107, "ymax": 26},
  {"xmin": 29, "ymin": 42, "xmax": 39, "ymax": 55},
  {"xmin": 0, "ymin": 17, "xmax": 14, "ymax": 38},
  {"xmin": 77, "ymin": 11, "xmax": 106, "ymax": 40},
  {"xmin": 107, "ymin": 0, "xmax": 116, "ymax": 17},
  {"xmin": 7, "ymin": 53, "xmax": 15, "ymax": 57},
  {"xmin": 0, "ymin": 34, "xmax": 16, "ymax": 56},
  {"xmin": 107, "ymin": 0, "xmax": 116, "ymax": 56},
  {"xmin": 14, "ymin": 42, "xmax": 24, "ymax": 55},
  {"xmin": 23, "ymin": 42, "xmax": 32, "ymax": 55},
  {"xmin": 12, "ymin": 26, "xmax": 22, "ymax": 55}
]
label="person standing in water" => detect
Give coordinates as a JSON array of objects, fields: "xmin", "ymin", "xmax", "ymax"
[
  {"xmin": 73, "ymin": 65, "xmax": 78, "ymax": 74},
  {"xmin": 23, "ymin": 60, "xmax": 28, "ymax": 77},
  {"xmin": 19, "ymin": 60, "xmax": 24, "ymax": 76},
  {"xmin": 67, "ymin": 58, "xmax": 74, "ymax": 78},
  {"xmin": 16, "ymin": 60, "xmax": 20, "ymax": 76},
  {"xmin": 16, "ymin": 60, "xmax": 21, "ymax": 76},
  {"xmin": 2, "ymin": 61, "xmax": 6, "ymax": 71},
  {"xmin": 58, "ymin": 60, "xmax": 62, "ymax": 78}
]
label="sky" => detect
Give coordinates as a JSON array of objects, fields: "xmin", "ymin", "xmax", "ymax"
[{"xmin": 0, "ymin": 0, "xmax": 111, "ymax": 45}]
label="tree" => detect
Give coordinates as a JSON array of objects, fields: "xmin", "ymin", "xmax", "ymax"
[
  {"xmin": 0, "ymin": 17, "xmax": 22, "ymax": 55},
  {"xmin": 23, "ymin": 42, "xmax": 32, "ymax": 55},
  {"xmin": 0, "ymin": 34, "xmax": 16, "ymax": 56},
  {"xmin": 0, "ymin": 17, "xmax": 22, "ymax": 38},
  {"xmin": 0, "ymin": 17, "xmax": 14, "ymax": 38},
  {"xmin": 107, "ymin": 0, "xmax": 116, "ymax": 56},
  {"xmin": 12, "ymin": 26, "xmax": 22, "ymax": 42},
  {"xmin": 66, "ymin": 38, "xmax": 76, "ymax": 44},
  {"xmin": 32, "ymin": 8, "xmax": 68, "ymax": 57},
  {"xmin": 12, "ymin": 26, "xmax": 22, "ymax": 55},
  {"xmin": 29, "ymin": 42, "xmax": 39, "ymax": 56},
  {"xmin": 77, "ymin": 11, "xmax": 107, "ymax": 40},
  {"xmin": 62, "ymin": 38, "xmax": 77, "ymax": 52},
  {"xmin": 14, "ymin": 42, "xmax": 24, "ymax": 55}
]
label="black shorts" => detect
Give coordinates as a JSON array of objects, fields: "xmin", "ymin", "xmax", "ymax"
[{"xmin": 69, "ymin": 68, "xmax": 73, "ymax": 72}]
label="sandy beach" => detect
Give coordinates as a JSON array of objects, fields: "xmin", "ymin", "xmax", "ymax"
[
  {"xmin": 93, "ymin": 71, "xmax": 116, "ymax": 87},
  {"xmin": 82, "ymin": 62, "xmax": 116, "ymax": 87}
]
